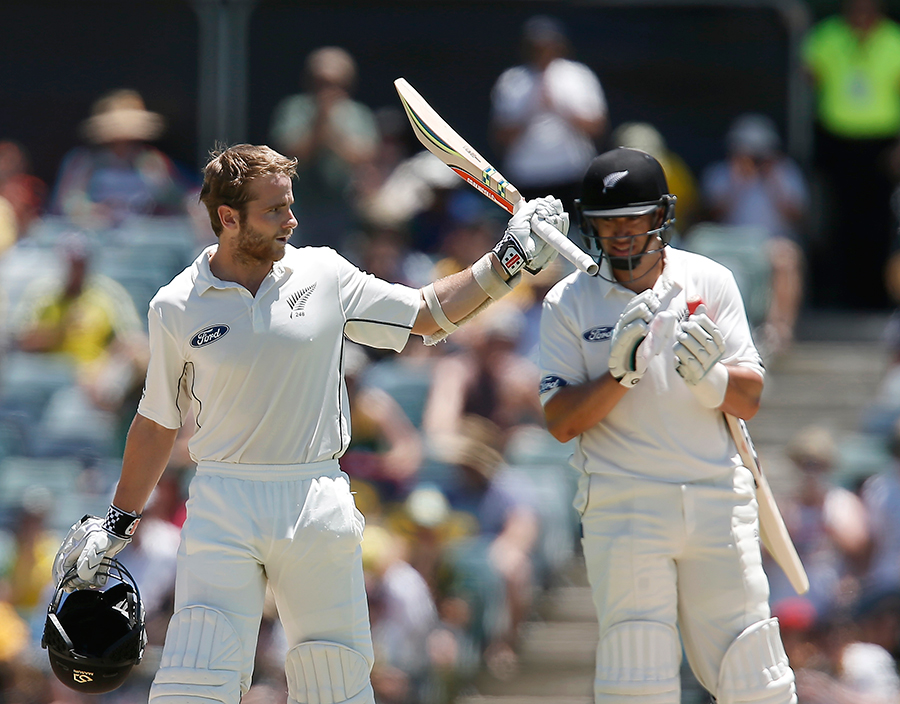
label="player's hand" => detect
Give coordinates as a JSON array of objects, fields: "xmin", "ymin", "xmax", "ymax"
[
  {"xmin": 528, "ymin": 197, "xmax": 567, "ymax": 275},
  {"xmin": 52, "ymin": 513, "xmax": 132, "ymax": 591},
  {"xmin": 495, "ymin": 196, "xmax": 563, "ymax": 279},
  {"xmin": 609, "ymin": 290, "xmax": 660, "ymax": 387},
  {"xmin": 674, "ymin": 305, "xmax": 725, "ymax": 384},
  {"xmin": 674, "ymin": 304, "xmax": 728, "ymax": 407}
]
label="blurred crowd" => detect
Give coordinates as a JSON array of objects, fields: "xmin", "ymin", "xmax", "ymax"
[{"xmin": 4, "ymin": 1, "xmax": 900, "ymax": 702}]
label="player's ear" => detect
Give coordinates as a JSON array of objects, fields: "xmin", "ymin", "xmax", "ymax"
[{"xmin": 218, "ymin": 204, "xmax": 239, "ymax": 232}]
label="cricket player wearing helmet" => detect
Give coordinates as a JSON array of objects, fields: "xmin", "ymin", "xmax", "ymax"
[
  {"xmin": 540, "ymin": 148, "xmax": 796, "ymax": 703},
  {"xmin": 50, "ymin": 143, "xmax": 567, "ymax": 704}
]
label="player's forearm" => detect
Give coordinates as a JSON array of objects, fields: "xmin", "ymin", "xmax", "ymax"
[
  {"xmin": 112, "ymin": 413, "xmax": 179, "ymax": 514},
  {"xmin": 411, "ymin": 258, "xmax": 502, "ymax": 336},
  {"xmin": 719, "ymin": 366, "xmax": 764, "ymax": 420},
  {"xmin": 543, "ymin": 375, "xmax": 628, "ymax": 443}
]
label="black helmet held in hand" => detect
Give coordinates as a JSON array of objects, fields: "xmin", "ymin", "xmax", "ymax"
[
  {"xmin": 42, "ymin": 559, "xmax": 146, "ymax": 694},
  {"xmin": 575, "ymin": 147, "xmax": 676, "ymax": 279}
]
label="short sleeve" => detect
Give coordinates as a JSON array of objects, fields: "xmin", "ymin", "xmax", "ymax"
[
  {"xmin": 538, "ymin": 292, "xmax": 587, "ymax": 404},
  {"xmin": 336, "ymin": 254, "xmax": 419, "ymax": 351},
  {"xmin": 136, "ymin": 304, "xmax": 188, "ymax": 429}
]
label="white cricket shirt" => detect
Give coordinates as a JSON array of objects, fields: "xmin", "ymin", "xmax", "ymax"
[
  {"xmin": 539, "ymin": 248, "xmax": 764, "ymax": 483},
  {"xmin": 138, "ymin": 245, "xmax": 420, "ymax": 465}
]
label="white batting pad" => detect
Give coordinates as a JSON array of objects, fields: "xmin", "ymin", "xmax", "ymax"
[
  {"xmin": 716, "ymin": 618, "xmax": 797, "ymax": 704},
  {"xmin": 595, "ymin": 620, "xmax": 681, "ymax": 703},
  {"xmin": 285, "ymin": 640, "xmax": 373, "ymax": 704},
  {"xmin": 149, "ymin": 606, "xmax": 243, "ymax": 704}
]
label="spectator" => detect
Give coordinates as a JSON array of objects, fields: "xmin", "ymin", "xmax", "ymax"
[
  {"xmin": 11, "ymin": 231, "xmax": 144, "ymax": 373},
  {"xmin": 340, "ymin": 343, "xmax": 424, "ymax": 503},
  {"xmin": 362, "ymin": 524, "xmax": 441, "ymax": 704},
  {"xmin": 0, "ymin": 487, "xmax": 58, "ymax": 618},
  {"xmin": 803, "ymin": 0, "xmax": 900, "ymax": 309},
  {"xmin": 860, "ymin": 417, "xmax": 900, "ymax": 594},
  {"xmin": 610, "ymin": 121, "xmax": 700, "ymax": 235},
  {"xmin": 363, "ymin": 150, "xmax": 461, "ymax": 254},
  {"xmin": 768, "ymin": 425, "xmax": 869, "ymax": 613},
  {"xmin": 269, "ymin": 46, "xmax": 380, "ymax": 254},
  {"xmin": 422, "ymin": 302, "xmax": 544, "ymax": 450},
  {"xmin": 856, "ymin": 588, "xmax": 900, "ymax": 663},
  {"xmin": 700, "ymin": 113, "xmax": 809, "ymax": 356},
  {"xmin": 0, "ymin": 140, "xmax": 48, "ymax": 237},
  {"xmin": 490, "ymin": 15, "xmax": 608, "ymax": 213},
  {"xmin": 439, "ymin": 417, "xmax": 541, "ymax": 680},
  {"xmin": 50, "ymin": 89, "xmax": 190, "ymax": 228},
  {"xmin": 778, "ymin": 600, "xmax": 900, "ymax": 704}
]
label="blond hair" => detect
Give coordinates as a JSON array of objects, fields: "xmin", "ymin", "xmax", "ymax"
[{"xmin": 199, "ymin": 144, "xmax": 297, "ymax": 236}]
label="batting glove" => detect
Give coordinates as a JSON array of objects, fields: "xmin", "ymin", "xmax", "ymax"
[
  {"xmin": 52, "ymin": 506, "xmax": 140, "ymax": 591},
  {"xmin": 674, "ymin": 304, "xmax": 729, "ymax": 407},
  {"xmin": 528, "ymin": 197, "xmax": 567, "ymax": 275},
  {"xmin": 495, "ymin": 196, "xmax": 563, "ymax": 278},
  {"xmin": 609, "ymin": 290, "xmax": 660, "ymax": 386}
]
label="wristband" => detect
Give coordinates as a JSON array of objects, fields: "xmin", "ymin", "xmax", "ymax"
[
  {"xmin": 423, "ymin": 283, "xmax": 457, "ymax": 334},
  {"xmin": 103, "ymin": 504, "xmax": 141, "ymax": 539},
  {"xmin": 689, "ymin": 362, "xmax": 728, "ymax": 409},
  {"xmin": 492, "ymin": 233, "xmax": 528, "ymax": 278},
  {"xmin": 472, "ymin": 253, "xmax": 520, "ymax": 300}
]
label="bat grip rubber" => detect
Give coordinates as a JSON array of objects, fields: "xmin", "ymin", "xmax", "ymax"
[{"xmin": 531, "ymin": 218, "xmax": 599, "ymax": 276}]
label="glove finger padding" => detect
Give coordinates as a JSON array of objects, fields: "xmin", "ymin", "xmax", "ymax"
[
  {"xmin": 624, "ymin": 289, "xmax": 661, "ymax": 319},
  {"xmin": 609, "ymin": 318, "xmax": 649, "ymax": 385},
  {"xmin": 53, "ymin": 515, "xmax": 129, "ymax": 591},
  {"xmin": 674, "ymin": 307, "xmax": 726, "ymax": 386},
  {"xmin": 76, "ymin": 530, "xmax": 126, "ymax": 586},
  {"xmin": 526, "ymin": 210, "xmax": 567, "ymax": 274},
  {"xmin": 609, "ymin": 290, "xmax": 663, "ymax": 386}
]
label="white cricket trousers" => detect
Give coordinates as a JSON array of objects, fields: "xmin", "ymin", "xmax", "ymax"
[
  {"xmin": 578, "ymin": 466, "xmax": 781, "ymax": 702},
  {"xmin": 148, "ymin": 459, "xmax": 375, "ymax": 704}
]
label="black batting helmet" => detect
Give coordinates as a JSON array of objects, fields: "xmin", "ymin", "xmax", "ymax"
[
  {"xmin": 575, "ymin": 147, "xmax": 676, "ymax": 278},
  {"xmin": 42, "ymin": 559, "xmax": 145, "ymax": 694}
]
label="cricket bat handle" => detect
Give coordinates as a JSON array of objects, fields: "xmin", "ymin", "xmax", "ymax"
[{"xmin": 532, "ymin": 218, "xmax": 599, "ymax": 276}]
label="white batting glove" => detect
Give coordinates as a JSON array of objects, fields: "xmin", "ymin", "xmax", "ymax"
[
  {"xmin": 52, "ymin": 506, "xmax": 139, "ymax": 591},
  {"xmin": 494, "ymin": 196, "xmax": 562, "ymax": 278},
  {"xmin": 528, "ymin": 197, "xmax": 567, "ymax": 275},
  {"xmin": 609, "ymin": 290, "xmax": 660, "ymax": 386},
  {"xmin": 674, "ymin": 304, "xmax": 728, "ymax": 408}
]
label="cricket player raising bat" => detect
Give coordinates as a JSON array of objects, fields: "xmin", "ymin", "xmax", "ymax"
[
  {"xmin": 49, "ymin": 143, "xmax": 567, "ymax": 704},
  {"xmin": 539, "ymin": 147, "xmax": 798, "ymax": 703}
]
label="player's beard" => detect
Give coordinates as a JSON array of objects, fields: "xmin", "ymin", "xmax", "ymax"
[{"xmin": 234, "ymin": 221, "xmax": 288, "ymax": 266}]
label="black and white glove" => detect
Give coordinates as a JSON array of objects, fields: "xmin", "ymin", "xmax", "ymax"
[
  {"xmin": 673, "ymin": 304, "xmax": 728, "ymax": 408},
  {"xmin": 52, "ymin": 505, "xmax": 140, "ymax": 591},
  {"xmin": 609, "ymin": 290, "xmax": 660, "ymax": 387},
  {"xmin": 494, "ymin": 196, "xmax": 563, "ymax": 277}
]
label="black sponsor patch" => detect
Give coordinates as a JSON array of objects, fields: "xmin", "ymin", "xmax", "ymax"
[
  {"xmin": 540, "ymin": 375, "xmax": 568, "ymax": 394},
  {"xmin": 582, "ymin": 326, "xmax": 614, "ymax": 342}
]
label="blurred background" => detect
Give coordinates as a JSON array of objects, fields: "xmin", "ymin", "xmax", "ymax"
[{"xmin": 3, "ymin": 0, "xmax": 900, "ymax": 702}]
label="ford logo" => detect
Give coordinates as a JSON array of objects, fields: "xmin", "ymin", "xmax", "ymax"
[
  {"xmin": 191, "ymin": 324, "xmax": 229, "ymax": 348},
  {"xmin": 583, "ymin": 326, "xmax": 614, "ymax": 342}
]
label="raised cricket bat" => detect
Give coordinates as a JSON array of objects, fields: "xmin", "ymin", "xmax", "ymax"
[
  {"xmin": 394, "ymin": 77, "xmax": 599, "ymax": 276},
  {"xmin": 683, "ymin": 298, "xmax": 809, "ymax": 595}
]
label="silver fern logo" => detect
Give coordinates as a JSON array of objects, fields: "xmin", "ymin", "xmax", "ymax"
[
  {"xmin": 602, "ymin": 170, "xmax": 629, "ymax": 193},
  {"xmin": 287, "ymin": 283, "xmax": 316, "ymax": 318}
]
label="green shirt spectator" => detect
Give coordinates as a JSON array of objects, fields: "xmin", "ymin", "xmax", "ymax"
[{"xmin": 803, "ymin": 4, "xmax": 900, "ymax": 139}]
